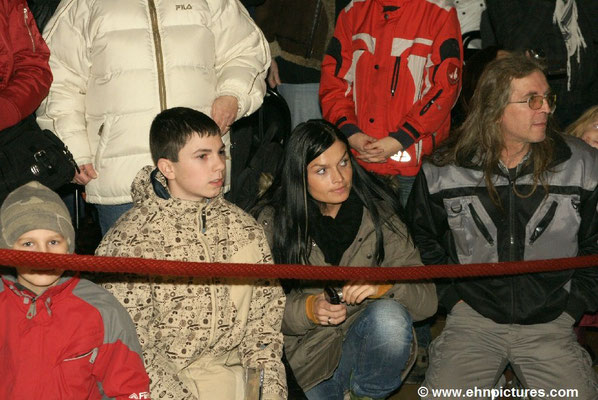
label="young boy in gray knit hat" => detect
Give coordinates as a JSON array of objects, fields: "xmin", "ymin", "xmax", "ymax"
[{"xmin": 0, "ymin": 181, "xmax": 150, "ymax": 399}]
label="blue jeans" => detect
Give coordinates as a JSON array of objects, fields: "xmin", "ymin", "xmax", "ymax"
[
  {"xmin": 394, "ymin": 175, "xmax": 416, "ymax": 208},
  {"xmin": 95, "ymin": 203, "xmax": 133, "ymax": 236},
  {"xmin": 305, "ymin": 300, "xmax": 414, "ymax": 400},
  {"xmin": 277, "ymin": 83, "xmax": 322, "ymax": 129}
]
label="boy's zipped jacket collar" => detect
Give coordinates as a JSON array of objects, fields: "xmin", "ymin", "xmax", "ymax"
[{"xmin": 1, "ymin": 273, "xmax": 77, "ymax": 319}]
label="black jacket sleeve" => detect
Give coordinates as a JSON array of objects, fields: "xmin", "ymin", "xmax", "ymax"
[
  {"xmin": 406, "ymin": 167, "xmax": 451, "ymax": 266},
  {"xmin": 567, "ymin": 180, "xmax": 598, "ymax": 320}
]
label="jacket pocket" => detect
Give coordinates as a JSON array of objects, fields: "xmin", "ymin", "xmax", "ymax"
[
  {"xmin": 525, "ymin": 194, "xmax": 580, "ymax": 259},
  {"xmin": 59, "ymin": 347, "xmax": 98, "ymax": 394},
  {"xmin": 444, "ymin": 197, "xmax": 498, "ymax": 264},
  {"xmin": 22, "ymin": 7, "xmax": 36, "ymax": 52},
  {"xmin": 93, "ymin": 117, "xmax": 113, "ymax": 168},
  {"xmin": 468, "ymin": 203, "xmax": 494, "ymax": 245},
  {"xmin": 529, "ymin": 200, "xmax": 558, "ymax": 245},
  {"xmin": 63, "ymin": 347, "xmax": 98, "ymax": 363}
]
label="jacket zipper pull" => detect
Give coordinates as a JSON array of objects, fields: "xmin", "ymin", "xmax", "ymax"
[
  {"xmin": 26, "ymin": 298, "xmax": 37, "ymax": 319},
  {"xmin": 201, "ymin": 208, "xmax": 207, "ymax": 234},
  {"xmin": 45, "ymin": 297, "xmax": 52, "ymax": 316},
  {"xmin": 89, "ymin": 347, "xmax": 99, "ymax": 364}
]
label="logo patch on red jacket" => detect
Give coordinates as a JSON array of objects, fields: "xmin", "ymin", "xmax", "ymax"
[{"xmin": 447, "ymin": 61, "xmax": 460, "ymax": 85}]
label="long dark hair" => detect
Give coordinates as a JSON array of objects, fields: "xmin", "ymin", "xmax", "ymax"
[
  {"xmin": 253, "ymin": 120, "xmax": 405, "ymax": 265},
  {"xmin": 434, "ymin": 53, "xmax": 555, "ymax": 206}
]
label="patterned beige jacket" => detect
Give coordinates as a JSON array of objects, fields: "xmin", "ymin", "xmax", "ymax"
[{"xmin": 95, "ymin": 166, "xmax": 286, "ymax": 400}]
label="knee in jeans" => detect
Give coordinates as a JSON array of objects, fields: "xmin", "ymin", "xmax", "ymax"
[{"xmin": 363, "ymin": 300, "xmax": 413, "ymax": 343}]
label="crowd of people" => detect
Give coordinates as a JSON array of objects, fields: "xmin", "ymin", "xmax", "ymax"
[{"xmin": 1, "ymin": 0, "xmax": 598, "ymax": 399}]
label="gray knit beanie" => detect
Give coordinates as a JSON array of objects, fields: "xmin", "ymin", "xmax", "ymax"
[{"xmin": 0, "ymin": 181, "xmax": 75, "ymax": 253}]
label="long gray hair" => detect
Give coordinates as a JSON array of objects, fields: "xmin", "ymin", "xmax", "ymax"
[{"xmin": 435, "ymin": 53, "xmax": 555, "ymax": 206}]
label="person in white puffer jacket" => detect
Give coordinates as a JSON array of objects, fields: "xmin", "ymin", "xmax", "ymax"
[{"xmin": 37, "ymin": 0, "xmax": 270, "ymax": 234}]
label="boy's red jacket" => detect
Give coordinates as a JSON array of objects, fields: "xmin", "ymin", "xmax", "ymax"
[
  {"xmin": 0, "ymin": 0, "xmax": 52, "ymax": 130},
  {"xmin": 320, "ymin": 0, "xmax": 462, "ymax": 176},
  {"xmin": 0, "ymin": 273, "xmax": 150, "ymax": 399}
]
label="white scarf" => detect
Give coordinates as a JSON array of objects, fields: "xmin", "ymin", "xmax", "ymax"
[{"xmin": 553, "ymin": 0, "xmax": 587, "ymax": 90}]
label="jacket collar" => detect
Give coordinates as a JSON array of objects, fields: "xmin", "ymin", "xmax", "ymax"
[
  {"xmin": 132, "ymin": 166, "xmax": 224, "ymax": 213},
  {"xmin": 1, "ymin": 273, "xmax": 78, "ymax": 319},
  {"xmin": 462, "ymin": 133, "xmax": 572, "ymax": 178},
  {"xmin": 373, "ymin": 0, "xmax": 412, "ymax": 7}
]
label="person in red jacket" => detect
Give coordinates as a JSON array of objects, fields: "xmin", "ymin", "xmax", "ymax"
[
  {"xmin": 0, "ymin": 181, "xmax": 150, "ymax": 399},
  {"xmin": 320, "ymin": 0, "xmax": 463, "ymax": 204},
  {"xmin": 0, "ymin": 0, "xmax": 52, "ymax": 131}
]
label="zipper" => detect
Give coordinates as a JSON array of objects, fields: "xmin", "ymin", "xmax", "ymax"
[
  {"xmin": 468, "ymin": 204, "xmax": 494, "ymax": 245},
  {"xmin": 201, "ymin": 208, "xmax": 207, "ymax": 234},
  {"xmin": 148, "ymin": 0, "xmax": 167, "ymax": 111},
  {"xmin": 390, "ymin": 57, "xmax": 400, "ymax": 96},
  {"xmin": 305, "ymin": 0, "xmax": 323, "ymax": 58},
  {"xmin": 508, "ymin": 176, "xmax": 516, "ymax": 323},
  {"xmin": 63, "ymin": 347, "xmax": 98, "ymax": 364},
  {"xmin": 529, "ymin": 201, "xmax": 558, "ymax": 244},
  {"xmin": 420, "ymin": 89, "xmax": 443, "ymax": 115},
  {"xmin": 23, "ymin": 8, "xmax": 36, "ymax": 52}
]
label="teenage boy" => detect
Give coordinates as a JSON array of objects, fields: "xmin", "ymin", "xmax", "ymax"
[
  {"xmin": 0, "ymin": 181, "xmax": 150, "ymax": 400},
  {"xmin": 95, "ymin": 107, "xmax": 287, "ymax": 400}
]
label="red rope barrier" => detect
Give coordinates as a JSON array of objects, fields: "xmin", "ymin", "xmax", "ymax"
[{"xmin": 1, "ymin": 249, "xmax": 596, "ymax": 281}]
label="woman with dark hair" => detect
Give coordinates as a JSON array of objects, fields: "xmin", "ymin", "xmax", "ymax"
[{"xmin": 254, "ymin": 120, "xmax": 437, "ymax": 400}]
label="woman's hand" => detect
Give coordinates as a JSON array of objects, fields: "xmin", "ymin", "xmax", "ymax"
[
  {"xmin": 313, "ymin": 292, "xmax": 347, "ymax": 325},
  {"xmin": 342, "ymin": 281, "xmax": 379, "ymax": 305}
]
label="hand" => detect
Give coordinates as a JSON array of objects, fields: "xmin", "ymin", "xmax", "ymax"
[
  {"xmin": 210, "ymin": 95, "xmax": 238, "ymax": 135},
  {"xmin": 363, "ymin": 136, "xmax": 403, "ymax": 163},
  {"xmin": 73, "ymin": 163, "xmax": 97, "ymax": 185},
  {"xmin": 267, "ymin": 58, "xmax": 282, "ymax": 88},
  {"xmin": 348, "ymin": 132, "xmax": 382, "ymax": 162},
  {"xmin": 342, "ymin": 281, "xmax": 379, "ymax": 305},
  {"xmin": 312, "ymin": 292, "xmax": 347, "ymax": 326}
]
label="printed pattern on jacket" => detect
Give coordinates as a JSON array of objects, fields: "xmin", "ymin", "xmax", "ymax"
[
  {"xmin": 408, "ymin": 135, "xmax": 598, "ymax": 325},
  {"xmin": 0, "ymin": 0, "xmax": 52, "ymax": 130},
  {"xmin": 320, "ymin": 0, "xmax": 463, "ymax": 176},
  {"xmin": 95, "ymin": 166, "xmax": 286, "ymax": 400},
  {"xmin": 0, "ymin": 274, "xmax": 150, "ymax": 400}
]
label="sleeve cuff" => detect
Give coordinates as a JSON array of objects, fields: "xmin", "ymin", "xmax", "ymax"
[
  {"xmin": 389, "ymin": 128, "xmax": 415, "ymax": 150},
  {"xmin": 269, "ymin": 41, "xmax": 282, "ymax": 58},
  {"xmin": 339, "ymin": 123, "xmax": 361, "ymax": 138},
  {"xmin": 305, "ymin": 295, "xmax": 319, "ymax": 324},
  {"xmin": 370, "ymin": 284, "xmax": 393, "ymax": 299}
]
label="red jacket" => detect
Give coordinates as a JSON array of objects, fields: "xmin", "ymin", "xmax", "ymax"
[
  {"xmin": 320, "ymin": 0, "xmax": 462, "ymax": 176},
  {"xmin": 0, "ymin": 0, "xmax": 52, "ymax": 130},
  {"xmin": 0, "ymin": 274, "xmax": 150, "ymax": 400}
]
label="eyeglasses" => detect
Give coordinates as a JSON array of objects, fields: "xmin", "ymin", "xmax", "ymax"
[{"xmin": 508, "ymin": 94, "xmax": 557, "ymax": 112}]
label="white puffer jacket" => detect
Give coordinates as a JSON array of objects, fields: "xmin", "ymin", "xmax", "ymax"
[{"xmin": 37, "ymin": 0, "xmax": 269, "ymax": 205}]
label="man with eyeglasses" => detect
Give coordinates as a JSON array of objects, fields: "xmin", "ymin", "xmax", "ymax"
[{"xmin": 407, "ymin": 53, "xmax": 598, "ymax": 399}]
